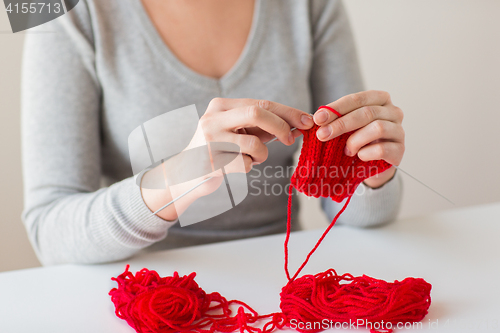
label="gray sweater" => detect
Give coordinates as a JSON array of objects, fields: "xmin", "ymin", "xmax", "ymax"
[{"xmin": 21, "ymin": 0, "xmax": 402, "ymax": 265}]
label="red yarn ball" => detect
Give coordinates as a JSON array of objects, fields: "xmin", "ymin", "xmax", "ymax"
[
  {"xmin": 109, "ymin": 265, "xmax": 281, "ymax": 333},
  {"xmin": 110, "ymin": 266, "xmax": 210, "ymax": 333},
  {"xmin": 280, "ymin": 269, "xmax": 432, "ymax": 333}
]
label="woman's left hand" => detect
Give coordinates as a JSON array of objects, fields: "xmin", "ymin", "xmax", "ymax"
[{"xmin": 313, "ymin": 90, "xmax": 405, "ymax": 188}]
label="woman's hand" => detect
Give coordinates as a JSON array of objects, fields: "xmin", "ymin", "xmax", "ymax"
[
  {"xmin": 142, "ymin": 98, "xmax": 314, "ymax": 221},
  {"xmin": 192, "ymin": 98, "xmax": 313, "ymax": 168},
  {"xmin": 313, "ymin": 90, "xmax": 405, "ymax": 188}
]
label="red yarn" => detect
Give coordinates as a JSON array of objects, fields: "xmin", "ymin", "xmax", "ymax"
[
  {"xmin": 291, "ymin": 115, "xmax": 393, "ymax": 203},
  {"xmin": 317, "ymin": 105, "xmax": 342, "ymax": 118},
  {"xmin": 110, "ymin": 107, "xmax": 431, "ymax": 333},
  {"xmin": 109, "ymin": 265, "xmax": 285, "ymax": 333},
  {"xmin": 280, "ymin": 270, "xmax": 432, "ymax": 333}
]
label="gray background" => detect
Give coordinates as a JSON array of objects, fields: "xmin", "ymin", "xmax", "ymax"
[{"xmin": 1, "ymin": 0, "xmax": 500, "ymax": 272}]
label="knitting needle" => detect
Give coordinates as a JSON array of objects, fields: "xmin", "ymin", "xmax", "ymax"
[
  {"xmin": 151, "ymin": 177, "xmax": 214, "ymax": 216},
  {"xmin": 393, "ymin": 166, "xmax": 455, "ymax": 205},
  {"xmin": 270, "ymin": 129, "xmax": 454, "ymax": 204},
  {"xmin": 151, "ymin": 128, "xmax": 298, "ymax": 216},
  {"xmin": 265, "ymin": 127, "xmax": 297, "ymax": 144},
  {"xmin": 151, "ymin": 127, "xmax": 454, "ymax": 216}
]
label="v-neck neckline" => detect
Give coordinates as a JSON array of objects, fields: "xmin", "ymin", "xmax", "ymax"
[{"xmin": 128, "ymin": 0, "xmax": 267, "ymax": 92}]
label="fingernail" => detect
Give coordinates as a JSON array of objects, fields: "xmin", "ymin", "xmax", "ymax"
[
  {"xmin": 301, "ymin": 114, "xmax": 314, "ymax": 127},
  {"xmin": 344, "ymin": 146, "xmax": 352, "ymax": 156},
  {"xmin": 314, "ymin": 110, "xmax": 328, "ymax": 124},
  {"xmin": 251, "ymin": 162, "xmax": 260, "ymax": 166},
  {"xmin": 288, "ymin": 131, "xmax": 294, "ymax": 144},
  {"xmin": 317, "ymin": 126, "xmax": 332, "ymax": 140}
]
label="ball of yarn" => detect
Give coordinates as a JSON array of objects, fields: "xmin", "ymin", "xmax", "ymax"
[
  {"xmin": 280, "ymin": 269, "xmax": 432, "ymax": 333},
  {"xmin": 110, "ymin": 265, "xmax": 207, "ymax": 332},
  {"xmin": 109, "ymin": 265, "xmax": 283, "ymax": 333}
]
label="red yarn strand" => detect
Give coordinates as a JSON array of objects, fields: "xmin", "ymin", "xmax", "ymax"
[
  {"xmin": 284, "ymin": 185, "xmax": 353, "ymax": 282},
  {"xmin": 317, "ymin": 105, "xmax": 342, "ymax": 118}
]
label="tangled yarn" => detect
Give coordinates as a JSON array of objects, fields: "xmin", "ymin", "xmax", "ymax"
[
  {"xmin": 110, "ymin": 265, "xmax": 285, "ymax": 333},
  {"xmin": 110, "ymin": 106, "xmax": 431, "ymax": 333},
  {"xmin": 280, "ymin": 270, "xmax": 432, "ymax": 333}
]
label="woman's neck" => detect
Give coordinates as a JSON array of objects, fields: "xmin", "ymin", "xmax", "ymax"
[{"xmin": 141, "ymin": 0, "xmax": 255, "ymax": 79}]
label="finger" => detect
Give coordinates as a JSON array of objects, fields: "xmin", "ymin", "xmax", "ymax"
[
  {"xmin": 320, "ymin": 90, "xmax": 392, "ymax": 117},
  {"xmin": 292, "ymin": 128, "xmax": 303, "ymax": 139},
  {"xmin": 236, "ymin": 134, "xmax": 268, "ymax": 164},
  {"xmin": 316, "ymin": 105, "xmax": 402, "ymax": 141},
  {"xmin": 357, "ymin": 141, "xmax": 405, "ymax": 166},
  {"xmin": 223, "ymin": 105, "xmax": 295, "ymax": 145},
  {"xmin": 207, "ymin": 145, "xmax": 255, "ymax": 174},
  {"xmin": 236, "ymin": 128, "xmax": 248, "ymax": 135},
  {"xmin": 245, "ymin": 127, "xmax": 303, "ymax": 143},
  {"xmin": 215, "ymin": 133, "xmax": 269, "ymax": 164},
  {"xmin": 222, "ymin": 154, "xmax": 254, "ymax": 174},
  {"xmin": 345, "ymin": 120, "xmax": 405, "ymax": 156},
  {"xmin": 243, "ymin": 127, "xmax": 275, "ymax": 143},
  {"xmin": 313, "ymin": 107, "xmax": 340, "ymax": 126},
  {"xmin": 261, "ymin": 100, "xmax": 314, "ymax": 130},
  {"xmin": 208, "ymin": 98, "xmax": 314, "ymax": 130}
]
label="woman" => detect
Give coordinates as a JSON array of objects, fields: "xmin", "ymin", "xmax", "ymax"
[{"xmin": 21, "ymin": 0, "xmax": 404, "ymax": 265}]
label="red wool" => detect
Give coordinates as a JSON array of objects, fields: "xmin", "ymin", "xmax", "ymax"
[
  {"xmin": 291, "ymin": 122, "xmax": 393, "ymax": 202},
  {"xmin": 280, "ymin": 270, "xmax": 432, "ymax": 333},
  {"xmin": 110, "ymin": 106, "xmax": 432, "ymax": 333},
  {"xmin": 109, "ymin": 266, "xmax": 285, "ymax": 333}
]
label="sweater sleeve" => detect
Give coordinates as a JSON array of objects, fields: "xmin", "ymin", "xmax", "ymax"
[
  {"xmin": 309, "ymin": 0, "xmax": 403, "ymax": 226},
  {"xmin": 21, "ymin": 1, "xmax": 172, "ymax": 265},
  {"xmin": 322, "ymin": 173, "xmax": 403, "ymax": 227}
]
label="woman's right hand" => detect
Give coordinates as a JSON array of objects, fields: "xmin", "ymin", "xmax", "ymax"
[{"xmin": 142, "ymin": 98, "xmax": 314, "ymax": 221}]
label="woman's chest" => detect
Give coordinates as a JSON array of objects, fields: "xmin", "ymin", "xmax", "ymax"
[{"xmin": 140, "ymin": 0, "xmax": 255, "ymax": 79}]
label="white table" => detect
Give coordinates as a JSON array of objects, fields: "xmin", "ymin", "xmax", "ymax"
[{"xmin": 1, "ymin": 203, "xmax": 499, "ymax": 333}]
